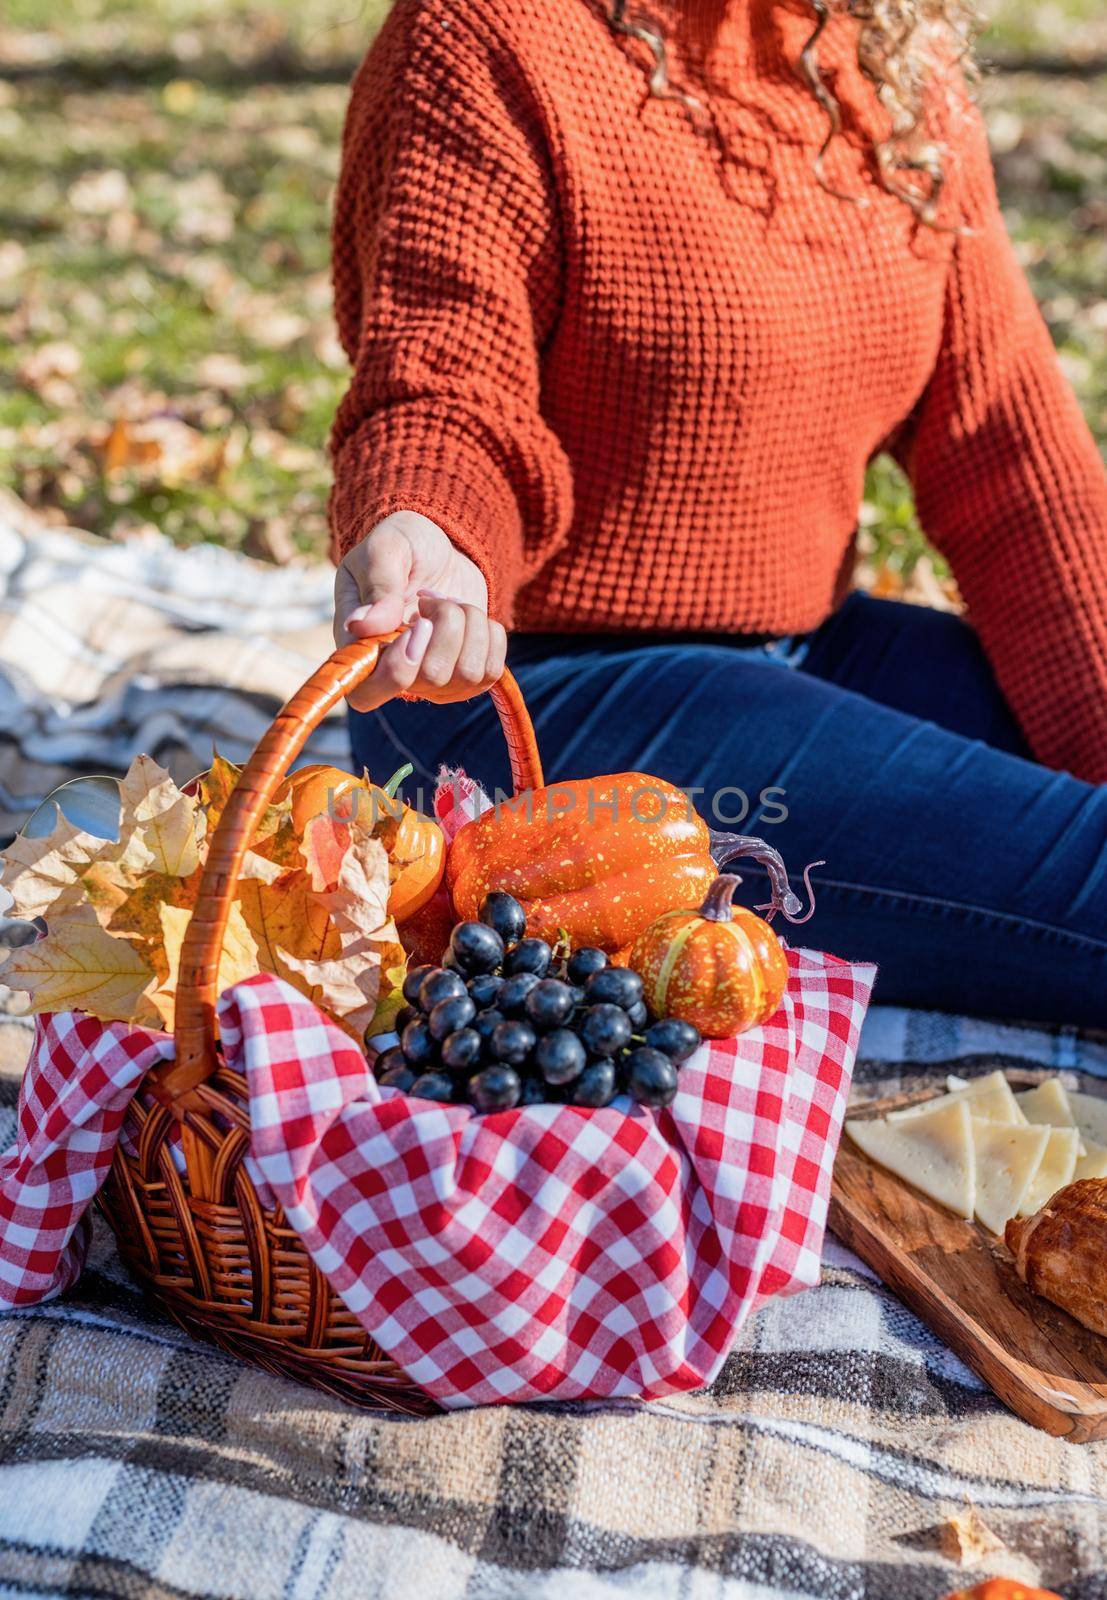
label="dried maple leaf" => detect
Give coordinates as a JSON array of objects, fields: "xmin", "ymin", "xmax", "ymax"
[
  {"xmin": 0, "ymin": 752, "xmax": 407, "ymax": 1037},
  {"xmin": 278, "ymin": 816, "xmax": 405, "ymax": 1039},
  {"xmin": 0, "ymin": 810, "xmax": 149, "ymax": 922},
  {"xmin": 301, "ymin": 812, "xmax": 349, "ymax": 894},
  {"xmin": 236, "ymin": 869, "xmax": 341, "ymax": 980},
  {"xmin": 119, "ymin": 755, "xmax": 204, "ymax": 876},
  {"xmin": 151, "ymin": 900, "xmax": 260, "ymax": 1030},
  {"xmin": 201, "ymin": 751, "xmax": 293, "ymax": 852},
  {"xmin": 86, "ymin": 866, "xmax": 200, "ymax": 976},
  {"xmin": 3, "ymin": 903, "xmax": 157, "ymax": 1024}
]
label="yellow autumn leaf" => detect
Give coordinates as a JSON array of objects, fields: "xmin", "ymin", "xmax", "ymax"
[
  {"xmin": 236, "ymin": 868, "xmax": 340, "ymax": 978},
  {"xmin": 0, "ymin": 750, "xmax": 408, "ymax": 1038},
  {"xmin": 86, "ymin": 867, "xmax": 200, "ymax": 981},
  {"xmin": 3, "ymin": 903, "xmax": 157, "ymax": 1024},
  {"xmin": 200, "ymin": 750, "xmax": 298, "ymax": 861},
  {"xmin": 118, "ymin": 755, "xmax": 203, "ymax": 877},
  {"xmin": 0, "ymin": 809, "xmax": 149, "ymax": 922},
  {"xmin": 150, "ymin": 900, "xmax": 261, "ymax": 1029},
  {"xmin": 197, "ymin": 751, "xmax": 241, "ymax": 832}
]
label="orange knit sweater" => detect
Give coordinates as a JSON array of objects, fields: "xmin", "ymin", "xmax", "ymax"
[{"xmin": 329, "ymin": 0, "xmax": 1107, "ymax": 783}]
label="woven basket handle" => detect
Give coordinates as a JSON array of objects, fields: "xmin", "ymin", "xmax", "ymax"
[{"xmin": 160, "ymin": 630, "xmax": 543, "ymax": 1102}]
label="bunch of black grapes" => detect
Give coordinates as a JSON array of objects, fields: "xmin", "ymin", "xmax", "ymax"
[{"xmin": 372, "ymin": 891, "xmax": 700, "ymax": 1113}]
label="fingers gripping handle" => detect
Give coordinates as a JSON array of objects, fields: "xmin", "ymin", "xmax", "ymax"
[{"xmin": 162, "ymin": 631, "xmax": 542, "ymax": 1103}]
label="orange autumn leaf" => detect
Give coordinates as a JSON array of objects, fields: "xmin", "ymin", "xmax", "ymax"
[
  {"xmin": 201, "ymin": 751, "xmax": 294, "ymax": 855},
  {"xmin": 301, "ymin": 812, "xmax": 350, "ymax": 893},
  {"xmin": 278, "ymin": 817, "xmax": 406, "ymax": 1039},
  {"xmin": 236, "ymin": 869, "xmax": 342, "ymax": 976}
]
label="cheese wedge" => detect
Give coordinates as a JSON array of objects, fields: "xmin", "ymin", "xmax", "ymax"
[
  {"xmin": 846, "ymin": 1099, "xmax": 975, "ymax": 1219},
  {"xmin": 970, "ymin": 1117, "xmax": 1049, "ymax": 1233},
  {"xmin": 1067, "ymin": 1091, "xmax": 1107, "ymax": 1149},
  {"xmin": 1015, "ymin": 1077, "xmax": 1085, "ymax": 1155},
  {"xmin": 1017, "ymin": 1126, "xmax": 1079, "ymax": 1216},
  {"xmin": 1017, "ymin": 1078, "xmax": 1078, "ymax": 1129},
  {"xmin": 888, "ymin": 1069, "xmax": 1025, "ymax": 1129},
  {"xmin": 1075, "ymin": 1139, "xmax": 1107, "ymax": 1182}
]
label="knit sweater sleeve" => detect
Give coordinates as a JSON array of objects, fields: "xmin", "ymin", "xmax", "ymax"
[
  {"xmin": 897, "ymin": 91, "xmax": 1107, "ymax": 784},
  {"xmin": 327, "ymin": 0, "xmax": 573, "ymax": 619}
]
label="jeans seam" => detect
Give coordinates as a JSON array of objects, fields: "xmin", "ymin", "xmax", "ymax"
[{"xmin": 804, "ymin": 874, "xmax": 1107, "ymax": 958}]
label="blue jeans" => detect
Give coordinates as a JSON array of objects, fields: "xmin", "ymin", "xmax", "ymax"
[{"xmin": 349, "ymin": 593, "xmax": 1107, "ymax": 1029}]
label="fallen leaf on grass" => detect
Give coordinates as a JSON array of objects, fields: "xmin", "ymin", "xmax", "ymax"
[
  {"xmin": 96, "ymin": 416, "xmax": 226, "ymax": 486},
  {"xmin": 938, "ymin": 1506, "xmax": 1005, "ymax": 1569}
]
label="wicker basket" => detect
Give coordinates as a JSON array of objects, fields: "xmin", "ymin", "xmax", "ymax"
[{"xmin": 98, "ymin": 631, "xmax": 545, "ymax": 1413}]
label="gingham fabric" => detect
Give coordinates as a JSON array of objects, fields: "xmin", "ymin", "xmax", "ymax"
[
  {"xmin": 0, "ymin": 1013, "xmax": 174, "ymax": 1306},
  {"xmin": 4, "ymin": 1017, "xmax": 1107, "ymax": 1599},
  {"xmin": 0, "ymin": 948, "xmax": 874, "ymax": 1407}
]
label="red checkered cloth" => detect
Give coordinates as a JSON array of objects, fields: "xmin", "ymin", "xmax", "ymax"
[
  {"xmin": 0, "ymin": 1013, "xmax": 174, "ymax": 1305},
  {"xmin": 0, "ymin": 767, "xmax": 875, "ymax": 1406},
  {"xmin": 0, "ymin": 950, "xmax": 873, "ymax": 1407}
]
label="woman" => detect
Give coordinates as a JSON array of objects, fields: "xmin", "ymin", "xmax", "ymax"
[{"xmin": 328, "ymin": 0, "xmax": 1107, "ymax": 1026}]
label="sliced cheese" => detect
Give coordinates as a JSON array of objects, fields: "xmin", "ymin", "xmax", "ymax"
[
  {"xmin": 1075, "ymin": 1139, "xmax": 1107, "ymax": 1182},
  {"xmin": 1015, "ymin": 1077, "xmax": 1085, "ymax": 1155},
  {"xmin": 1067, "ymin": 1091, "xmax": 1107, "ymax": 1150},
  {"xmin": 888, "ymin": 1069, "xmax": 1025, "ymax": 1129},
  {"xmin": 1017, "ymin": 1126, "xmax": 1079, "ymax": 1216},
  {"xmin": 970, "ymin": 1117, "xmax": 1049, "ymax": 1234},
  {"xmin": 1017, "ymin": 1078, "xmax": 1077, "ymax": 1129},
  {"xmin": 846, "ymin": 1099, "xmax": 975, "ymax": 1220}
]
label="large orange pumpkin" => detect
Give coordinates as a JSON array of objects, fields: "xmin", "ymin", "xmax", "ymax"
[
  {"xmin": 629, "ymin": 871, "xmax": 789, "ymax": 1038},
  {"xmin": 446, "ymin": 772, "xmax": 718, "ymax": 954}
]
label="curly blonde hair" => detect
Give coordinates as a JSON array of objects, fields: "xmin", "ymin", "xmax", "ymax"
[{"xmin": 608, "ymin": 0, "xmax": 981, "ymax": 222}]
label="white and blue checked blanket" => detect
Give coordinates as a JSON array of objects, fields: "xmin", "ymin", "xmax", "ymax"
[{"xmin": 1, "ymin": 506, "xmax": 1106, "ymax": 1600}]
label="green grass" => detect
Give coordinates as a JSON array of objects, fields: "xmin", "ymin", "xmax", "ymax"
[{"xmin": 0, "ymin": 0, "xmax": 1104, "ymax": 588}]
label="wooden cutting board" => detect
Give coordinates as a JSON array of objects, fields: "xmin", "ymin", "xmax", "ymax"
[{"xmin": 829, "ymin": 1091, "xmax": 1107, "ymax": 1441}]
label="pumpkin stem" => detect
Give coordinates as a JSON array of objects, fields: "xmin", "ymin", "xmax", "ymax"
[
  {"xmin": 699, "ymin": 871, "xmax": 743, "ymax": 922},
  {"xmin": 382, "ymin": 762, "xmax": 413, "ymax": 800},
  {"xmin": 760, "ymin": 859, "xmax": 823, "ymax": 926},
  {"xmin": 711, "ymin": 833, "xmax": 821, "ymax": 924}
]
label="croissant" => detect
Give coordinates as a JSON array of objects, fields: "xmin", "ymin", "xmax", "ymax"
[{"xmin": 1005, "ymin": 1178, "xmax": 1107, "ymax": 1338}]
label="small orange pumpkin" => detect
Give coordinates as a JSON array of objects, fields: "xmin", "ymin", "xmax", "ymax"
[
  {"xmin": 629, "ymin": 871, "xmax": 789, "ymax": 1038},
  {"xmin": 287, "ymin": 762, "xmax": 445, "ymax": 924}
]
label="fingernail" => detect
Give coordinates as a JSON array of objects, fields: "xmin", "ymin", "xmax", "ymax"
[
  {"xmin": 405, "ymin": 616, "xmax": 433, "ymax": 660},
  {"xmin": 348, "ymin": 604, "xmax": 376, "ymax": 623},
  {"xmin": 417, "ymin": 588, "xmax": 444, "ymax": 600}
]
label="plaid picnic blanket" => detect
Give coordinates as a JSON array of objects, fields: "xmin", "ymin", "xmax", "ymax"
[{"xmin": 2, "ymin": 506, "xmax": 1107, "ymax": 1598}]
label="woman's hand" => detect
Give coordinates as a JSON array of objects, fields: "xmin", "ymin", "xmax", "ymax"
[{"xmin": 333, "ymin": 510, "xmax": 508, "ymax": 713}]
